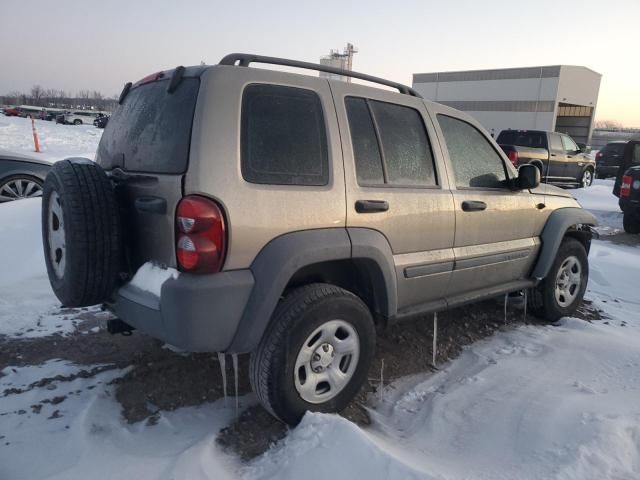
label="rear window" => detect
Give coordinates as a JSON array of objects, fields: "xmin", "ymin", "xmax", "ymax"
[
  {"xmin": 497, "ymin": 131, "xmax": 547, "ymax": 149},
  {"xmin": 97, "ymin": 77, "xmax": 199, "ymax": 174},
  {"xmin": 603, "ymin": 143, "xmax": 626, "ymax": 155}
]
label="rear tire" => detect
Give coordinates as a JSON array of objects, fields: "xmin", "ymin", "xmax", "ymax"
[
  {"xmin": 529, "ymin": 238, "xmax": 588, "ymax": 322},
  {"xmin": 250, "ymin": 283, "xmax": 375, "ymax": 425},
  {"xmin": 42, "ymin": 159, "xmax": 121, "ymax": 307},
  {"xmin": 73, "ymin": 119, "xmax": 82, "ymax": 125},
  {"xmin": 623, "ymin": 211, "xmax": 640, "ymax": 234},
  {"xmin": 578, "ymin": 168, "xmax": 593, "ymax": 188}
]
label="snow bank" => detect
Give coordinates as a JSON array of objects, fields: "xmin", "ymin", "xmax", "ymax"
[
  {"xmin": 129, "ymin": 262, "xmax": 180, "ymax": 297},
  {"xmin": 0, "ymin": 115, "xmax": 101, "ymax": 163},
  {"xmin": 0, "ymin": 360, "xmax": 239, "ymax": 480},
  {"xmin": 0, "ymin": 198, "xmax": 69, "ymax": 337},
  {"xmin": 573, "ymin": 179, "xmax": 623, "ymax": 232}
]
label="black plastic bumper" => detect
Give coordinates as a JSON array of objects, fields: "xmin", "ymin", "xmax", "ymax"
[{"xmin": 111, "ymin": 270, "xmax": 255, "ymax": 352}]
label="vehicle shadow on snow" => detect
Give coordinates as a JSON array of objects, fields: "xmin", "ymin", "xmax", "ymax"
[{"xmin": 0, "ymin": 296, "xmax": 605, "ymax": 462}]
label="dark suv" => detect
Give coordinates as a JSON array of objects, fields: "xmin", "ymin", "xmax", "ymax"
[
  {"xmin": 613, "ymin": 141, "xmax": 640, "ymax": 233},
  {"xmin": 596, "ymin": 141, "xmax": 627, "ymax": 179}
]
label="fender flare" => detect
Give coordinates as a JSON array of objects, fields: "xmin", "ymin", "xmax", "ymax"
[
  {"xmin": 531, "ymin": 207, "xmax": 598, "ymax": 282},
  {"xmin": 227, "ymin": 227, "xmax": 397, "ymax": 352}
]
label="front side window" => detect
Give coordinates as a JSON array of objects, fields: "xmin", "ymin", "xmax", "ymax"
[
  {"xmin": 561, "ymin": 135, "xmax": 579, "ymax": 152},
  {"xmin": 345, "ymin": 97, "xmax": 437, "ymax": 187},
  {"xmin": 241, "ymin": 84, "xmax": 329, "ymax": 186},
  {"xmin": 437, "ymin": 114, "xmax": 507, "ymax": 189}
]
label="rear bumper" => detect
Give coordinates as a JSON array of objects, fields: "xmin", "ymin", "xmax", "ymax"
[
  {"xmin": 596, "ymin": 165, "xmax": 619, "ymax": 177},
  {"xmin": 110, "ymin": 270, "xmax": 254, "ymax": 352}
]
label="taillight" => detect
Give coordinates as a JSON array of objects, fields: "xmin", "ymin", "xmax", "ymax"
[
  {"xmin": 620, "ymin": 176, "xmax": 632, "ymax": 198},
  {"xmin": 507, "ymin": 150, "xmax": 518, "ymax": 166},
  {"xmin": 596, "ymin": 152, "xmax": 603, "ymax": 158},
  {"xmin": 135, "ymin": 71, "xmax": 164, "ymax": 86},
  {"xmin": 176, "ymin": 196, "xmax": 226, "ymax": 273}
]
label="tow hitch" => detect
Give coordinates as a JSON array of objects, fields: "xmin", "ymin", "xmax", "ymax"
[{"xmin": 107, "ymin": 319, "xmax": 135, "ymax": 336}]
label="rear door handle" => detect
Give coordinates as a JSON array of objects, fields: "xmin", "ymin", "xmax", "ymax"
[
  {"xmin": 355, "ymin": 200, "xmax": 389, "ymax": 213},
  {"xmin": 461, "ymin": 200, "xmax": 487, "ymax": 212}
]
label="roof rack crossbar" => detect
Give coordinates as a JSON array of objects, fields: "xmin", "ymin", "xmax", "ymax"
[{"xmin": 219, "ymin": 53, "xmax": 422, "ymax": 98}]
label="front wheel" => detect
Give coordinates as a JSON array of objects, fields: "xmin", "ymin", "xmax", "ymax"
[
  {"xmin": 623, "ymin": 211, "xmax": 640, "ymax": 234},
  {"xmin": 73, "ymin": 119, "xmax": 82, "ymax": 125},
  {"xmin": 250, "ymin": 283, "xmax": 375, "ymax": 425},
  {"xmin": 530, "ymin": 238, "xmax": 588, "ymax": 322}
]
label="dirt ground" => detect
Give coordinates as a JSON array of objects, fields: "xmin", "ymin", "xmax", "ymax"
[{"xmin": 0, "ymin": 290, "xmax": 607, "ymax": 461}]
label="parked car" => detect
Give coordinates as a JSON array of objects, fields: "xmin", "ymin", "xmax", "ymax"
[
  {"xmin": 58, "ymin": 111, "xmax": 102, "ymax": 125},
  {"xmin": 94, "ymin": 115, "xmax": 109, "ymax": 128},
  {"xmin": 497, "ymin": 129, "xmax": 596, "ymax": 188},
  {"xmin": 41, "ymin": 55, "xmax": 597, "ymax": 425},
  {"xmin": 596, "ymin": 141, "xmax": 627, "ymax": 179},
  {"xmin": 612, "ymin": 141, "xmax": 640, "ymax": 233},
  {"xmin": 3, "ymin": 107, "xmax": 19, "ymax": 116},
  {"xmin": 0, "ymin": 149, "xmax": 51, "ymax": 202}
]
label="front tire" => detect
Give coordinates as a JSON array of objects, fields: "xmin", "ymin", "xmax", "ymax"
[
  {"xmin": 250, "ymin": 283, "xmax": 376, "ymax": 425},
  {"xmin": 530, "ymin": 238, "xmax": 588, "ymax": 322},
  {"xmin": 73, "ymin": 119, "xmax": 82, "ymax": 125},
  {"xmin": 623, "ymin": 211, "xmax": 640, "ymax": 234}
]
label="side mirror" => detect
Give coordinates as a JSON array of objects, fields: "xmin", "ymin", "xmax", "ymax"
[{"xmin": 517, "ymin": 164, "xmax": 540, "ymax": 190}]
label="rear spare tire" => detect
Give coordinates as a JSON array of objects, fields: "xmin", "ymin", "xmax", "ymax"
[{"xmin": 42, "ymin": 159, "xmax": 121, "ymax": 307}]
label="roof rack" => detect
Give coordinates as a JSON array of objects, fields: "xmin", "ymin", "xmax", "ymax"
[{"xmin": 219, "ymin": 53, "xmax": 422, "ymax": 98}]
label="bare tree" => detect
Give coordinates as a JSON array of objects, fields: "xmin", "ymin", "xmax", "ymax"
[
  {"xmin": 594, "ymin": 120, "xmax": 623, "ymax": 129},
  {"xmin": 30, "ymin": 85, "xmax": 44, "ymax": 105}
]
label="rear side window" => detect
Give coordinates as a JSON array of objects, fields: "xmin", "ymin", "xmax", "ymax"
[
  {"xmin": 437, "ymin": 114, "xmax": 507, "ymax": 189},
  {"xmin": 549, "ymin": 134, "xmax": 563, "ymax": 152},
  {"xmin": 97, "ymin": 78, "xmax": 199, "ymax": 174},
  {"xmin": 345, "ymin": 97, "xmax": 437, "ymax": 187},
  {"xmin": 241, "ymin": 84, "xmax": 328, "ymax": 186}
]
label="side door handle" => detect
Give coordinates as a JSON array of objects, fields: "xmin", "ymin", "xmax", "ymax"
[
  {"xmin": 355, "ymin": 200, "xmax": 389, "ymax": 213},
  {"xmin": 461, "ymin": 200, "xmax": 487, "ymax": 212}
]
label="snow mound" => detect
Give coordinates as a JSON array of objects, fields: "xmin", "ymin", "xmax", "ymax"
[
  {"xmin": 243, "ymin": 412, "xmax": 436, "ymax": 480},
  {"xmin": 129, "ymin": 262, "xmax": 180, "ymax": 297}
]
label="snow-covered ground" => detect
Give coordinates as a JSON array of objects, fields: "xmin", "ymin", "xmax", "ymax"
[
  {"xmin": 0, "ymin": 115, "xmax": 101, "ymax": 162},
  {"xmin": 1, "ymin": 123, "xmax": 639, "ymax": 479}
]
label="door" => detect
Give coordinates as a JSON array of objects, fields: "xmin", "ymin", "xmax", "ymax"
[
  {"xmin": 561, "ymin": 134, "xmax": 586, "ymax": 180},
  {"xmin": 547, "ymin": 133, "xmax": 567, "ymax": 180},
  {"xmin": 431, "ymin": 107, "xmax": 540, "ymax": 300},
  {"xmin": 330, "ymin": 80, "xmax": 455, "ymax": 311}
]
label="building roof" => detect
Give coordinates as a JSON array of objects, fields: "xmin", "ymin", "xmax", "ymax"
[{"xmin": 413, "ymin": 65, "xmax": 601, "ymax": 84}]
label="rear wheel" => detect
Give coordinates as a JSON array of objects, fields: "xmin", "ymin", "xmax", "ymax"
[
  {"xmin": 529, "ymin": 238, "xmax": 588, "ymax": 322},
  {"xmin": 623, "ymin": 211, "xmax": 640, "ymax": 234},
  {"xmin": 0, "ymin": 175, "xmax": 43, "ymax": 202},
  {"xmin": 579, "ymin": 168, "xmax": 593, "ymax": 188},
  {"xmin": 250, "ymin": 283, "xmax": 375, "ymax": 425},
  {"xmin": 73, "ymin": 119, "xmax": 82, "ymax": 125},
  {"xmin": 42, "ymin": 159, "xmax": 121, "ymax": 307}
]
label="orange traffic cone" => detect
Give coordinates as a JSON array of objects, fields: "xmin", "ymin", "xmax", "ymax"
[{"xmin": 31, "ymin": 117, "xmax": 41, "ymax": 153}]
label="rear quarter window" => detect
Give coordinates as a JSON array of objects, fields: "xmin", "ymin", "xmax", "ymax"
[{"xmin": 241, "ymin": 84, "xmax": 329, "ymax": 186}]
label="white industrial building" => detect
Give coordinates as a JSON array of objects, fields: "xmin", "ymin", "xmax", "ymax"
[{"xmin": 412, "ymin": 65, "xmax": 602, "ymax": 144}]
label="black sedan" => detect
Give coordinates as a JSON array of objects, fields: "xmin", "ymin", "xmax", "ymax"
[
  {"xmin": 93, "ymin": 115, "xmax": 109, "ymax": 128},
  {"xmin": 0, "ymin": 149, "xmax": 51, "ymax": 203}
]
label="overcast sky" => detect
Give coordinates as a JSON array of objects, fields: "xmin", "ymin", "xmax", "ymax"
[{"xmin": 1, "ymin": 0, "xmax": 638, "ymax": 126}]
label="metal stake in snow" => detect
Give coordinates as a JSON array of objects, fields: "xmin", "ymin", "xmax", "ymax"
[
  {"xmin": 504, "ymin": 293, "xmax": 509, "ymax": 324},
  {"xmin": 216, "ymin": 352, "xmax": 228, "ymax": 407},
  {"xmin": 523, "ymin": 289, "xmax": 528, "ymax": 322},
  {"xmin": 232, "ymin": 353, "xmax": 239, "ymax": 416},
  {"xmin": 379, "ymin": 358, "xmax": 385, "ymax": 402},
  {"xmin": 31, "ymin": 117, "xmax": 41, "ymax": 153},
  {"xmin": 432, "ymin": 312, "xmax": 438, "ymax": 367}
]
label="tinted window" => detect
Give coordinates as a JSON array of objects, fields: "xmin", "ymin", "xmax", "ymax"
[
  {"xmin": 345, "ymin": 98, "xmax": 384, "ymax": 184},
  {"xmin": 603, "ymin": 143, "xmax": 626, "ymax": 155},
  {"xmin": 549, "ymin": 134, "xmax": 563, "ymax": 151},
  {"xmin": 438, "ymin": 115, "xmax": 507, "ymax": 189},
  {"xmin": 241, "ymin": 84, "xmax": 328, "ymax": 186},
  {"xmin": 497, "ymin": 131, "xmax": 547, "ymax": 149},
  {"xmin": 370, "ymin": 101, "xmax": 436, "ymax": 186},
  {"xmin": 561, "ymin": 135, "xmax": 578, "ymax": 152},
  {"xmin": 345, "ymin": 97, "xmax": 436, "ymax": 187},
  {"xmin": 97, "ymin": 78, "xmax": 199, "ymax": 174},
  {"xmin": 633, "ymin": 145, "xmax": 640, "ymax": 165}
]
